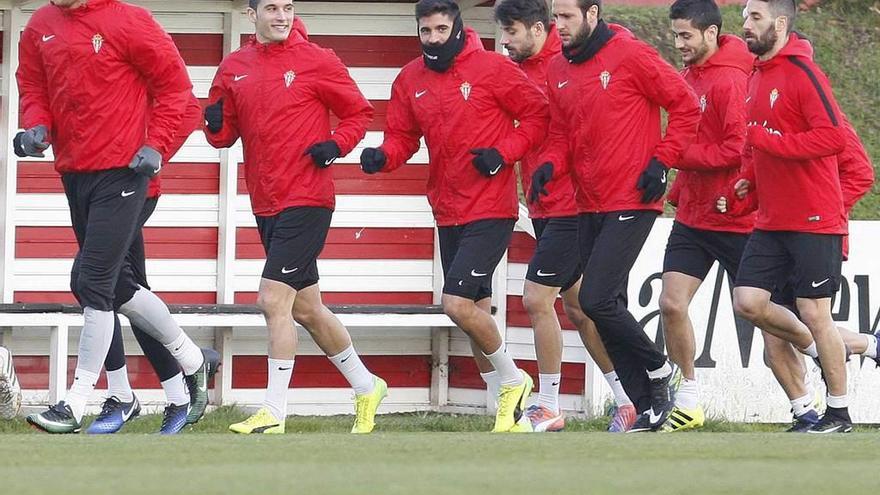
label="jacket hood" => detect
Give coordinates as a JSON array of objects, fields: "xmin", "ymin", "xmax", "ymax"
[
  {"xmin": 756, "ymin": 32, "xmax": 814, "ymax": 69},
  {"xmin": 706, "ymin": 35, "xmax": 754, "ymax": 73},
  {"xmin": 522, "ymin": 23, "xmax": 561, "ymax": 70}
]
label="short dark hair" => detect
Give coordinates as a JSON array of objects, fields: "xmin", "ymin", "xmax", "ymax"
[
  {"xmin": 576, "ymin": 0, "xmax": 602, "ymax": 17},
  {"xmin": 669, "ymin": 0, "xmax": 723, "ymax": 31},
  {"xmin": 760, "ymin": 0, "xmax": 797, "ymax": 32},
  {"xmin": 494, "ymin": 0, "xmax": 550, "ymax": 31},
  {"xmin": 248, "ymin": 0, "xmax": 293, "ymax": 9},
  {"xmin": 415, "ymin": 0, "xmax": 460, "ymax": 20}
]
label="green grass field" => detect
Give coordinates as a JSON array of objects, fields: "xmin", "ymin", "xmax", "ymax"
[{"xmin": 1, "ymin": 408, "xmax": 877, "ymax": 495}]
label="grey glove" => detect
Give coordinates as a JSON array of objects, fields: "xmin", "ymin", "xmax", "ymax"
[
  {"xmin": 128, "ymin": 145, "xmax": 162, "ymax": 177},
  {"xmin": 13, "ymin": 125, "xmax": 50, "ymax": 158}
]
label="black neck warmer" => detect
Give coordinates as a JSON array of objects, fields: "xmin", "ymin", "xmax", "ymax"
[
  {"xmin": 422, "ymin": 15, "xmax": 466, "ymax": 73},
  {"xmin": 562, "ymin": 19, "xmax": 614, "ymax": 64}
]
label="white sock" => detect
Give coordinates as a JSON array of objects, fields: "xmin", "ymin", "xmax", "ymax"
[
  {"xmin": 480, "ymin": 370, "xmax": 501, "ymax": 399},
  {"xmin": 675, "ymin": 378, "xmax": 699, "ymax": 410},
  {"xmin": 791, "ymin": 393, "xmax": 813, "ymax": 417},
  {"xmin": 106, "ymin": 365, "xmax": 134, "ymax": 402},
  {"xmin": 827, "ymin": 393, "xmax": 848, "ymax": 409},
  {"xmin": 864, "ymin": 335, "xmax": 878, "ymax": 358},
  {"xmin": 161, "ymin": 373, "xmax": 189, "ymax": 406},
  {"xmin": 66, "ymin": 368, "xmax": 100, "ymax": 423},
  {"xmin": 802, "ymin": 341, "xmax": 819, "ymax": 359},
  {"xmin": 647, "ymin": 360, "xmax": 672, "ymax": 380},
  {"xmin": 604, "ymin": 371, "xmax": 633, "ymax": 407},
  {"xmin": 483, "ymin": 345, "xmax": 523, "ymax": 386},
  {"xmin": 328, "ymin": 345, "xmax": 374, "ymax": 395},
  {"xmin": 163, "ymin": 333, "xmax": 204, "ymax": 376},
  {"xmin": 264, "ymin": 358, "xmax": 294, "ymax": 420},
  {"xmin": 537, "ymin": 373, "xmax": 561, "ymax": 413}
]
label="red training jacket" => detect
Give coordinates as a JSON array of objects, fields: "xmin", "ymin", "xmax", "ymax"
[
  {"xmin": 744, "ymin": 33, "xmax": 847, "ymax": 234},
  {"xmin": 540, "ymin": 24, "xmax": 700, "ymax": 214},
  {"xmin": 205, "ymin": 30, "xmax": 373, "ymax": 216},
  {"xmin": 17, "ymin": 0, "xmax": 192, "ymax": 173},
  {"xmin": 671, "ymin": 35, "xmax": 754, "ymax": 233},
  {"xmin": 378, "ymin": 28, "xmax": 549, "ymax": 226},
  {"xmin": 518, "ymin": 25, "xmax": 578, "ymax": 219}
]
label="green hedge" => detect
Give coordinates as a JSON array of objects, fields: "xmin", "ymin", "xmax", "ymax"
[{"xmin": 603, "ymin": 4, "xmax": 880, "ymax": 219}]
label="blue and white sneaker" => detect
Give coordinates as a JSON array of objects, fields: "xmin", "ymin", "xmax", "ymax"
[
  {"xmin": 159, "ymin": 403, "xmax": 189, "ymax": 435},
  {"xmin": 86, "ymin": 395, "xmax": 141, "ymax": 434},
  {"xmin": 787, "ymin": 409, "xmax": 819, "ymax": 433}
]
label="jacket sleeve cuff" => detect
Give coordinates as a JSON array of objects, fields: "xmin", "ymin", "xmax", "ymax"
[
  {"xmin": 331, "ymin": 136, "xmax": 353, "ymax": 157},
  {"xmin": 144, "ymin": 138, "xmax": 169, "ymax": 156},
  {"xmin": 495, "ymin": 145, "xmax": 515, "ymax": 166}
]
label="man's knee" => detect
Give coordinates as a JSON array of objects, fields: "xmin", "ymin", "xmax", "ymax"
[
  {"xmin": 257, "ymin": 285, "xmax": 294, "ymax": 320},
  {"xmin": 442, "ymin": 293, "xmax": 476, "ymax": 321},
  {"xmin": 71, "ymin": 273, "xmax": 113, "ymax": 311},
  {"xmin": 292, "ymin": 301, "xmax": 326, "ymax": 328},
  {"xmin": 795, "ymin": 300, "xmax": 832, "ymax": 331},
  {"xmin": 522, "ymin": 284, "xmax": 555, "ymax": 318},
  {"xmin": 733, "ymin": 288, "xmax": 770, "ymax": 323},
  {"xmin": 579, "ymin": 288, "xmax": 616, "ymax": 321},
  {"xmin": 561, "ymin": 295, "xmax": 589, "ymax": 329}
]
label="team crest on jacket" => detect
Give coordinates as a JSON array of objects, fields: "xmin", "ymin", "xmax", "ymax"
[
  {"xmin": 460, "ymin": 82, "xmax": 471, "ymax": 101},
  {"xmin": 92, "ymin": 34, "xmax": 104, "ymax": 53},
  {"xmin": 699, "ymin": 94, "xmax": 707, "ymax": 113},
  {"xmin": 770, "ymin": 88, "xmax": 779, "ymax": 109},
  {"xmin": 599, "ymin": 71, "xmax": 611, "ymax": 90},
  {"xmin": 284, "ymin": 70, "xmax": 296, "ymax": 88}
]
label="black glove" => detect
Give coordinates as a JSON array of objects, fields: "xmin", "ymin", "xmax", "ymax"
[
  {"xmin": 469, "ymin": 148, "xmax": 505, "ymax": 177},
  {"xmin": 636, "ymin": 157, "xmax": 669, "ymax": 203},
  {"xmin": 528, "ymin": 162, "xmax": 553, "ymax": 203},
  {"xmin": 128, "ymin": 145, "xmax": 163, "ymax": 177},
  {"xmin": 13, "ymin": 125, "xmax": 50, "ymax": 158},
  {"xmin": 204, "ymin": 99, "xmax": 224, "ymax": 134},
  {"xmin": 306, "ymin": 140, "xmax": 341, "ymax": 168},
  {"xmin": 360, "ymin": 147, "xmax": 386, "ymax": 174}
]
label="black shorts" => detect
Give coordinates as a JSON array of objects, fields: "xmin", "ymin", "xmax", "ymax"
[
  {"xmin": 256, "ymin": 206, "xmax": 332, "ymax": 291},
  {"xmin": 438, "ymin": 218, "xmax": 515, "ymax": 301},
  {"xmin": 63, "ymin": 168, "xmax": 149, "ymax": 311},
  {"xmin": 663, "ymin": 221, "xmax": 749, "ymax": 281},
  {"xmin": 526, "ymin": 216, "xmax": 581, "ymax": 292},
  {"xmin": 736, "ymin": 230, "xmax": 843, "ymax": 299}
]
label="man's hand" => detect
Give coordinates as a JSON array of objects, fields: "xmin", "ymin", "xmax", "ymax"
[
  {"xmin": 469, "ymin": 148, "xmax": 505, "ymax": 177},
  {"xmin": 360, "ymin": 147, "xmax": 386, "ymax": 174},
  {"xmin": 13, "ymin": 125, "xmax": 50, "ymax": 158},
  {"xmin": 306, "ymin": 140, "xmax": 341, "ymax": 168},
  {"xmin": 528, "ymin": 162, "xmax": 553, "ymax": 203},
  {"xmin": 128, "ymin": 145, "xmax": 162, "ymax": 177},
  {"xmin": 636, "ymin": 157, "xmax": 669, "ymax": 203},
  {"xmin": 204, "ymin": 99, "xmax": 224, "ymax": 134}
]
